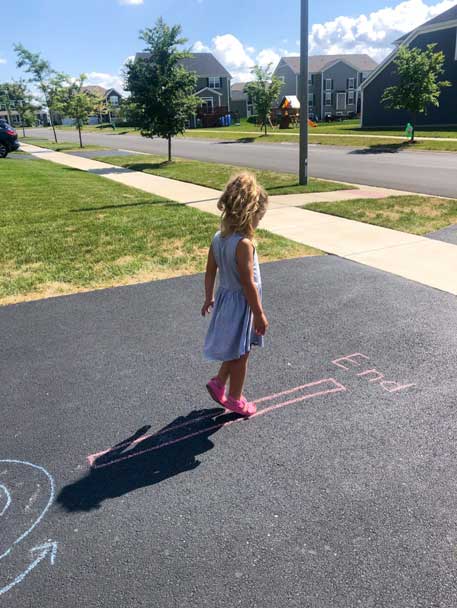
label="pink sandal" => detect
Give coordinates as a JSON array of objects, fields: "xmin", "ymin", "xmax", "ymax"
[
  {"xmin": 225, "ymin": 395, "xmax": 256, "ymax": 417},
  {"xmin": 206, "ymin": 377, "xmax": 227, "ymax": 406}
]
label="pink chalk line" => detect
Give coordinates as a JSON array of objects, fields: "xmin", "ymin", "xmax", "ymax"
[{"xmin": 87, "ymin": 378, "xmax": 347, "ymax": 469}]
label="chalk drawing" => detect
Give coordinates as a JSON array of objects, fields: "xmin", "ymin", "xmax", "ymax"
[
  {"xmin": 0, "ymin": 485, "xmax": 11, "ymax": 518},
  {"xmin": 88, "ymin": 378, "xmax": 347, "ymax": 469},
  {"xmin": 332, "ymin": 353, "xmax": 370, "ymax": 370},
  {"xmin": 357, "ymin": 369, "xmax": 385, "ymax": 383},
  {"xmin": 332, "ymin": 353, "xmax": 415, "ymax": 393},
  {"xmin": 0, "ymin": 542, "xmax": 57, "ymax": 597},
  {"xmin": 0, "ymin": 460, "xmax": 58, "ymax": 597}
]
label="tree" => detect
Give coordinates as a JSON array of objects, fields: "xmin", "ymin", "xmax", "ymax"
[
  {"xmin": 93, "ymin": 96, "xmax": 108, "ymax": 124},
  {"xmin": 381, "ymin": 43, "xmax": 451, "ymax": 142},
  {"xmin": 0, "ymin": 80, "xmax": 37, "ymax": 136},
  {"xmin": 124, "ymin": 17, "xmax": 199, "ymax": 161},
  {"xmin": 61, "ymin": 75, "xmax": 98, "ymax": 148},
  {"xmin": 14, "ymin": 44, "xmax": 68, "ymax": 143},
  {"xmin": 244, "ymin": 64, "xmax": 282, "ymax": 135}
]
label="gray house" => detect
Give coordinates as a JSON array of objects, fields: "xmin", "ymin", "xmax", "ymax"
[
  {"xmin": 273, "ymin": 54, "xmax": 377, "ymax": 120},
  {"xmin": 361, "ymin": 5, "xmax": 457, "ymax": 127},
  {"xmin": 135, "ymin": 52, "xmax": 232, "ymax": 113},
  {"xmin": 230, "ymin": 82, "xmax": 254, "ymax": 118}
]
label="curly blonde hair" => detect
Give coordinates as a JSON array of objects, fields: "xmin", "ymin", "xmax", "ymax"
[{"xmin": 217, "ymin": 172, "xmax": 268, "ymax": 240}]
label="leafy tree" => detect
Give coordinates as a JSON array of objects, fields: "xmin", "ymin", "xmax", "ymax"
[
  {"xmin": 244, "ymin": 65, "xmax": 282, "ymax": 135},
  {"xmin": 0, "ymin": 81, "xmax": 37, "ymax": 136},
  {"xmin": 117, "ymin": 99, "xmax": 141, "ymax": 127},
  {"xmin": 93, "ymin": 95, "xmax": 108, "ymax": 124},
  {"xmin": 381, "ymin": 43, "xmax": 451, "ymax": 142},
  {"xmin": 61, "ymin": 74, "xmax": 98, "ymax": 148},
  {"xmin": 124, "ymin": 18, "xmax": 199, "ymax": 161},
  {"xmin": 14, "ymin": 44, "xmax": 68, "ymax": 143}
]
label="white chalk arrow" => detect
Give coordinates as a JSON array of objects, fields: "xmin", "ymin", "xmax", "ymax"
[{"xmin": 0, "ymin": 541, "xmax": 58, "ymax": 596}]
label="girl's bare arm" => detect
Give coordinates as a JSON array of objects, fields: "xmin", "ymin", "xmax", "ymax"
[
  {"xmin": 201, "ymin": 245, "xmax": 218, "ymax": 316},
  {"xmin": 236, "ymin": 239, "xmax": 269, "ymax": 336}
]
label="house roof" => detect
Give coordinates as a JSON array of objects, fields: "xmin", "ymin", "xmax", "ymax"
[
  {"xmin": 281, "ymin": 54, "xmax": 378, "ymax": 74},
  {"xmin": 105, "ymin": 88, "xmax": 123, "ymax": 98},
  {"xmin": 231, "ymin": 82, "xmax": 250, "ymax": 100},
  {"xmin": 394, "ymin": 3, "xmax": 457, "ymax": 43},
  {"xmin": 134, "ymin": 52, "xmax": 231, "ymax": 78},
  {"xmin": 231, "ymin": 82, "xmax": 249, "ymax": 92},
  {"xmin": 82, "ymin": 85, "xmax": 107, "ymax": 97}
]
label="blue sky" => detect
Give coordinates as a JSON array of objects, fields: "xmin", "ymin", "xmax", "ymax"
[{"xmin": 1, "ymin": 0, "xmax": 454, "ymax": 86}]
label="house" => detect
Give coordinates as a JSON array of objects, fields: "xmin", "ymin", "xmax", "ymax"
[
  {"xmin": 134, "ymin": 52, "xmax": 232, "ymax": 117},
  {"xmin": 79, "ymin": 86, "xmax": 123, "ymax": 124},
  {"xmin": 230, "ymin": 82, "xmax": 254, "ymax": 119},
  {"xmin": 361, "ymin": 4, "xmax": 457, "ymax": 127},
  {"xmin": 82, "ymin": 86, "xmax": 123, "ymax": 107},
  {"xmin": 0, "ymin": 104, "xmax": 48, "ymax": 126},
  {"xmin": 273, "ymin": 54, "xmax": 377, "ymax": 120}
]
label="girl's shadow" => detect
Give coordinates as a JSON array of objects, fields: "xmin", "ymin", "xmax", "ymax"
[{"xmin": 57, "ymin": 407, "xmax": 236, "ymax": 512}]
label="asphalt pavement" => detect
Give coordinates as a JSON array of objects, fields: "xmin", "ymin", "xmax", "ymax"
[
  {"xmin": 24, "ymin": 128, "xmax": 457, "ymax": 199},
  {"xmin": 2, "ymin": 256, "xmax": 457, "ymax": 607}
]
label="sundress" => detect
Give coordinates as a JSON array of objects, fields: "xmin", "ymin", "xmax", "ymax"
[{"xmin": 204, "ymin": 231, "xmax": 264, "ymax": 362}]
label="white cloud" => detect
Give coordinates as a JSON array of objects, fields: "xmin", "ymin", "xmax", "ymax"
[
  {"xmin": 119, "ymin": 0, "xmax": 143, "ymax": 5},
  {"xmin": 212, "ymin": 34, "xmax": 255, "ymax": 78},
  {"xmin": 192, "ymin": 40, "xmax": 211, "ymax": 53},
  {"xmin": 309, "ymin": 0, "xmax": 456, "ymax": 61},
  {"xmin": 0, "ymin": 57, "xmax": 6, "ymax": 64},
  {"xmin": 193, "ymin": 34, "xmax": 293, "ymax": 82},
  {"xmin": 256, "ymin": 48, "xmax": 280, "ymax": 68},
  {"xmin": 86, "ymin": 71, "xmax": 124, "ymax": 92}
]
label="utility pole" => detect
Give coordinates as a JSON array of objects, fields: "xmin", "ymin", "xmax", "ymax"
[{"xmin": 299, "ymin": 0, "xmax": 309, "ymax": 184}]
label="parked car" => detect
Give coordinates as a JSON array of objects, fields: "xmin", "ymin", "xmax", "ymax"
[{"xmin": 0, "ymin": 120, "xmax": 20, "ymax": 158}]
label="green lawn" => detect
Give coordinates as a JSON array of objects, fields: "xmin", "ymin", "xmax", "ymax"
[
  {"xmin": 185, "ymin": 117, "xmax": 457, "ymax": 139},
  {"xmin": 310, "ymin": 137, "xmax": 457, "ymax": 152},
  {"xmin": 306, "ymin": 195, "xmax": 457, "ymax": 235},
  {"xmin": 90, "ymin": 153, "xmax": 351, "ymax": 195},
  {"xmin": 21, "ymin": 137, "xmax": 108, "ymax": 152},
  {"xmin": 0, "ymin": 157, "xmax": 321, "ymax": 305}
]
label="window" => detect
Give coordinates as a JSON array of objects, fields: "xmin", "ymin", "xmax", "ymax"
[
  {"xmin": 325, "ymin": 92, "xmax": 332, "ymax": 105},
  {"xmin": 208, "ymin": 77, "xmax": 221, "ymax": 89},
  {"xmin": 325, "ymin": 78, "xmax": 332, "ymax": 91},
  {"xmin": 308, "ymin": 74, "xmax": 312, "ymax": 85},
  {"xmin": 455, "ymin": 28, "xmax": 457, "ymax": 60},
  {"xmin": 348, "ymin": 91, "xmax": 355, "ymax": 104},
  {"xmin": 348, "ymin": 77, "xmax": 355, "ymax": 90},
  {"xmin": 308, "ymin": 93, "xmax": 314, "ymax": 107},
  {"xmin": 109, "ymin": 95, "xmax": 119, "ymax": 106},
  {"xmin": 200, "ymin": 97, "xmax": 214, "ymax": 112}
]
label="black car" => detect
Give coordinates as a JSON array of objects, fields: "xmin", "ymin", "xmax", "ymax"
[{"xmin": 0, "ymin": 120, "xmax": 20, "ymax": 158}]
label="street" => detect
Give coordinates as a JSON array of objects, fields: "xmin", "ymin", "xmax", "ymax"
[
  {"xmin": 2, "ymin": 256, "xmax": 457, "ymax": 607},
  {"xmin": 24, "ymin": 128, "xmax": 457, "ymax": 199}
]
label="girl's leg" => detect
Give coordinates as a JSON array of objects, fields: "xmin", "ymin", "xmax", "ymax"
[
  {"xmin": 217, "ymin": 361, "xmax": 231, "ymax": 386},
  {"xmin": 228, "ymin": 353, "xmax": 250, "ymax": 401}
]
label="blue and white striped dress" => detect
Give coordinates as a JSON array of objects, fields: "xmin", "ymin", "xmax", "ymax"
[{"xmin": 204, "ymin": 231, "xmax": 264, "ymax": 362}]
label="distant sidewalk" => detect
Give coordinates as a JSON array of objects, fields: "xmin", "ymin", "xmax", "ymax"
[
  {"xmin": 20, "ymin": 142, "xmax": 457, "ymax": 296},
  {"xmin": 188, "ymin": 130, "xmax": 457, "ymax": 143}
]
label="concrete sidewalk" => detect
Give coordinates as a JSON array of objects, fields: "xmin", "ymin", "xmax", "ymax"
[
  {"xmin": 20, "ymin": 143, "xmax": 221, "ymax": 203},
  {"xmin": 21, "ymin": 142, "xmax": 457, "ymax": 296}
]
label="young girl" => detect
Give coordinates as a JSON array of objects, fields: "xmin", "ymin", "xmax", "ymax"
[{"xmin": 201, "ymin": 172, "xmax": 269, "ymax": 417}]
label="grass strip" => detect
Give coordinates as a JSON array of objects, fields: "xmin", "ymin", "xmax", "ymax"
[
  {"xmin": 1, "ymin": 157, "xmax": 321, "ymax": 305},
  {"xmin": 306, "ymin": 195, "xmax": 457, "ymax": 235},
  {"xmin": 90, "ymin": 153, "xmax": 351, "ymax": 195}
]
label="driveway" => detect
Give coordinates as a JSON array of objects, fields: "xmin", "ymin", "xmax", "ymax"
[
  {"xmin": 2, "ymin": 256, "xmax": 457, "ymax": 607},
  {"xmin": 24, "ymin": 127, "xmax": 457, "ymax": 199}
]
